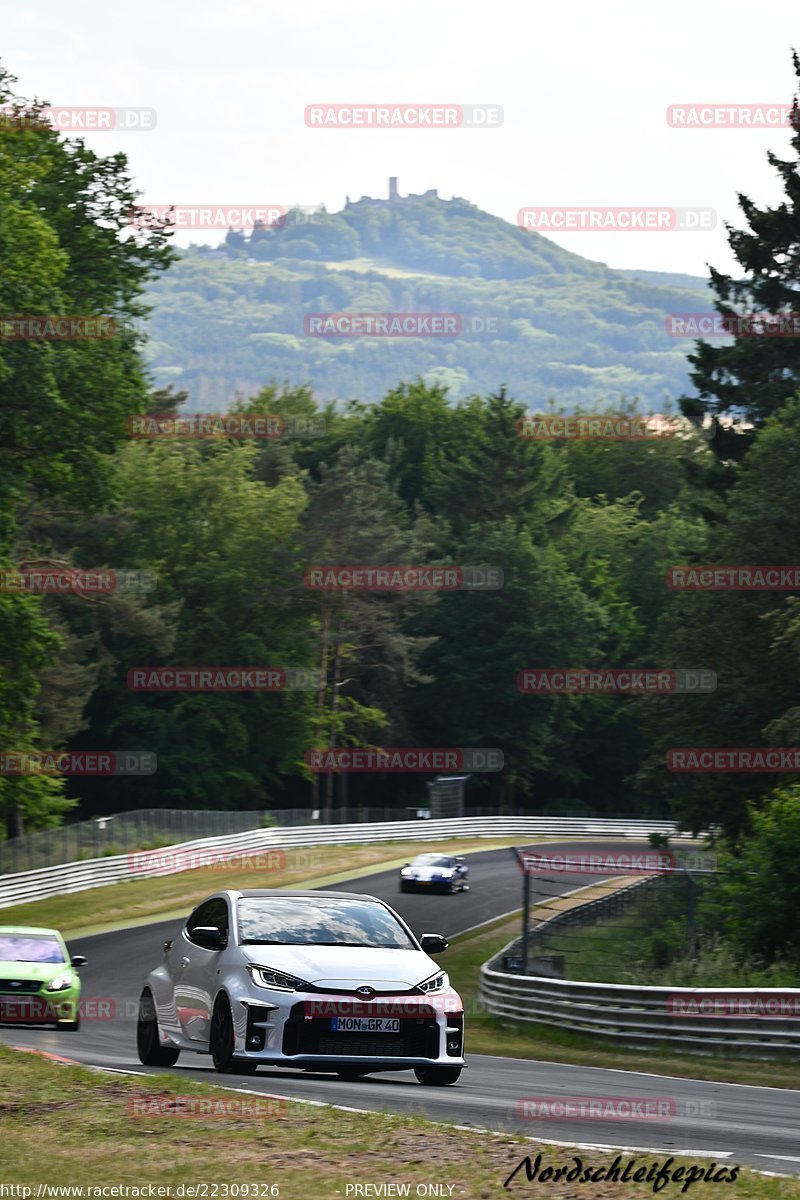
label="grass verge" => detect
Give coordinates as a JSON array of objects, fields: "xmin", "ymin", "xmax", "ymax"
[
  {"xmin": 445, "ymin": 908, "xmax": 800, "ymax": 1089},
  {"xmin": 1, "ymin": 1044, "xmax": 797, "ymax": 1199}
]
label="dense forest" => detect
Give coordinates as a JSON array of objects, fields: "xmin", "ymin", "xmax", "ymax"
[{"xmin": 2, "ymin": 55, "xmax": 800, "ymax": 896}]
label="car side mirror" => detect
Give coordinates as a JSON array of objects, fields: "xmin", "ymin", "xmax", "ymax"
[
  {"xmin": 191, "ymin": 926, "xmax": 226, "ymax": 951},
  {"xmin": 402, "ymin": 862, "xmax": 410, "ymax": 867},
  {"xmin": 420, "ymin": 933, "xmax": 449, "ymax": 954},
  {"xmin": 71, "ymin": 955, "xmax": 87, "ymax": 968}
]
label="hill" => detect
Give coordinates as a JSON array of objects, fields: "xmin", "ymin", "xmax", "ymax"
[{"xmin": 141, "ymin": 185, "xmax": 710, "ymax": 408}]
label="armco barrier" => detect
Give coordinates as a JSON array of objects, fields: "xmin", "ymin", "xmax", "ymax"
[
  {"xmin": 479, "ymin": 910, "xmax": 800, "ymax": 1056},
  {"xmin": 0, "ymin": 815, "xmax": 691, "ymax": 908}
]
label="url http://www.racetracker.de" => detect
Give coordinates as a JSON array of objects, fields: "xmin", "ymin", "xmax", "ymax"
[{"xmin": 0, "ymin": 1187, "xmax": 281, "ymax": 1198}]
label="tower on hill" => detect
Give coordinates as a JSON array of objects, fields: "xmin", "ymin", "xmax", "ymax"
[{"xmin": 345, "ymin": 179, "xmax": 440, "ymax": 208}]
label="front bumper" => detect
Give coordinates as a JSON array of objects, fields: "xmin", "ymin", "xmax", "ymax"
[
  {"xmin": 0, "ymin": 987, "xmax": 81, "ymax": 1027},
  {"xmin": 400, "ymin": 877, "xmax": 459, "ymax": 892},
  {"xmin": 225, "ymin": 985, "xmax": 465, "ymax": 1070}
]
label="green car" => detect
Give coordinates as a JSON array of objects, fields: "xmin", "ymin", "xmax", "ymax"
[{"xmin": 0, "ymin": 926, "xmax": 86, "ymax": 1032}]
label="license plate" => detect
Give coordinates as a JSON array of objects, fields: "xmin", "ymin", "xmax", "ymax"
[{"xmin": 331, "ymin": 1017, "xmax": 400, "ymax": 1033}]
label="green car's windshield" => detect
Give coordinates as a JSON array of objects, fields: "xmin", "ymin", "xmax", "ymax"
[{"xmin": 0, "ymin": 934, "xmax": 65, "ymax": 963}]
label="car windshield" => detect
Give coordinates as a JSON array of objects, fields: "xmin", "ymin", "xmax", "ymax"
[
  {"xmin": 0, "ymin": 934, "xmax": 65, "ymax": 963},
  {"xmin": 237, "ymin": 898, "xmax": 415, "ymax": 948},
  {"xmin": 413, "ymin": 855, "xmax": 452, "ymax": 867}
]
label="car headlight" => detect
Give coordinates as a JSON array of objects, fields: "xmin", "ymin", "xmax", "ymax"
[
  {"xmin": 438, "ymin": 870, "xmax": 454, "ymax": 878},
  {"xmin": 247, "ymin": 965, "xmax": 309, "ymax": 992},
  {"xmin": 45, "ymin": 973, "xmax": 76, "ymax": 992},
  {"xmin": 418, "ymin": 970, "xmax": 449, "ymax": 994},
  {"xmin": 400, "ymin": 868, "xmax": 412, "ymax": 876}
]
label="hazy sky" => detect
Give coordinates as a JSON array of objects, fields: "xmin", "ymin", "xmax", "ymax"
[{"xmin": 4, "ymin": 0, "xmax": 799, "ymax": 276}]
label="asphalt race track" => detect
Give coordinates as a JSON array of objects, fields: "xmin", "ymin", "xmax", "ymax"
[{"xmin": 2, "ymin": 840, "xmax": 799, "ymax": 1174}]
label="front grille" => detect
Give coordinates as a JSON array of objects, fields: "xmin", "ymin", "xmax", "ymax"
[
  {"xmin": 0, "ymin": 981, "xmax": 42, "ymax": 995},
  {"xmin": 311, "ymin": 1034, "xmax": 427, "ymax": 1057},
  {"xmin": 283, "ymin": 1005, "xmax": 439, "ymax": 1059}
]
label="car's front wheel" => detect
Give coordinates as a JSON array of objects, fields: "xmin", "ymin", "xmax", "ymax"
[
  {"xmin": 137, "ymin": 989, "xmax": 180, "ymax": 1066},
  {"xmin": 59, "ymin": 1018, "xmax": 80, "ymax": 1032},
  {"xmin": 414, "ymin": 1065, "xmax": 462, "ymax": 1086},
  {"xmin": 210, "ymin": 995, "xmax": 258, "ymax": 1074},
  {"xmin": 336, "ymin": 1069, "xmax": 371, "ymax": 1081}
]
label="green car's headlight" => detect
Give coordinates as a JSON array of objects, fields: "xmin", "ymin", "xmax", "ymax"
[{"xmin": 45, "ymin": 973, "xmax": 76, "ymax": 992}]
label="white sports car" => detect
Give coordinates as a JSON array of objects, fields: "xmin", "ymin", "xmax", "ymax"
[{"xmin": 137, "ymin": 889, "xmax": 465, "ymax": 1085}]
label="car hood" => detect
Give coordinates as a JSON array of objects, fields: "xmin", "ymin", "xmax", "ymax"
[
  {"xmin": 0, "ymin": 961, "xmax": 68, "ymax": 981},
  {"xmin": 241, "ymin": 944, "xmax": 439, "ymax": 990}
]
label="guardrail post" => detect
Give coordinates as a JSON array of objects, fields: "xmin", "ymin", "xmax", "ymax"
[
  {"xmin": 521, "ymin": 868, "xmax": 531, "ymax": 974},
  {"xmin": 685, "ymin": 864, "xmax": 697, "ymax": 961}
]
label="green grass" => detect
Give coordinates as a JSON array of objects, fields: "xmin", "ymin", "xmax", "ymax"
[
  {"xmin": 2, "ymin": 1045, "xmax": 798, "ymax": 1199},
  {"xmin": 532, "ymin": 886, "xmax": 800, "ymax": 988}
]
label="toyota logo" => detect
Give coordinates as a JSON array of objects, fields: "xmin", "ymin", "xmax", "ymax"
[
  {"xmin": 355, "ymin": 986, "xmax": 376, "ymax": 998},
  {"xmin": 9, "ymin": 981, "xmax": 21, "ymax": 988}
]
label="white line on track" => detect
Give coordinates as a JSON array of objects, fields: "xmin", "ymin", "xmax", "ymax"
[
  {"xmin": 476, "ymin": 1052, "xmax": 800, "ymax": 1095},
  {"xmin": 449, "ymin": 909, "xmax": 520, "ymax": 938},
  {"xmin": 516, "ymin": 1137, "xmax": 732, "ymax": 1157}
]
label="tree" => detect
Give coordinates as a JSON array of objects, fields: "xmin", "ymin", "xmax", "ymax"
[
  {"xmin": 0, "ymin": 64, "xmax": 173, "ymax": 517},
  {"xmin": 408, "ymin": 518, "xmax": 607, "ymax": 807},
  {"xmin": 0, "ymin": 63, "xmax": 172, "ymax": 835},
  {"xmin": 713, "ymin": 785, "xmax": 800, "ymax": 964},
  {"xmin": 680, "ymin": 52, "xmax": 800, "ymax": 457},
  {"xmin": 301, "ymin": 447, "xmax": 435, "ymax": 815},
  {"xmin": 637, "ymin": 395, "xmax": 800, "ymax": 837},
  {"xmin": 73, "ymin": 440, "xmax": 314, "ymax": 811},
  {"xmin": 0, "ymin": 589, "xmax": 72, "ymax": 837}
]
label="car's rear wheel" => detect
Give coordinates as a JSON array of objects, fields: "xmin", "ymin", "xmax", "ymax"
[
  {"xmin": 414, "ymin": 1065, "xmax": 462, "ymax": 1086},
  {"xmin": 137, "ymin": 989, "xmax": 180, "ymax": 1066},
  {"xmin": 210, "ymin": 995, "xmax": 258, "ymax": 1074}
]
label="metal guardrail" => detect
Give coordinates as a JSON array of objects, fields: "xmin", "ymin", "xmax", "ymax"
[
  {"xmin": 0, "ymin": 805, "xmax": 669, "ymax": 875},
  {"xmin": 479, "ymin": 885, "xmax": 800, "ymax": 1055},
  {"xmin": 0, "ymin": 815, "xmax": 691, "ymax": 908},
  {"xmin": 0, "ymin": 806, "xmax": 429, "ymax": 875}
]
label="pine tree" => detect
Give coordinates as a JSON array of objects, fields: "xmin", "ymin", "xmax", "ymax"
[{"xmin": 680, "ymin": 52, "xmax": 800, "ymax": 458}]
